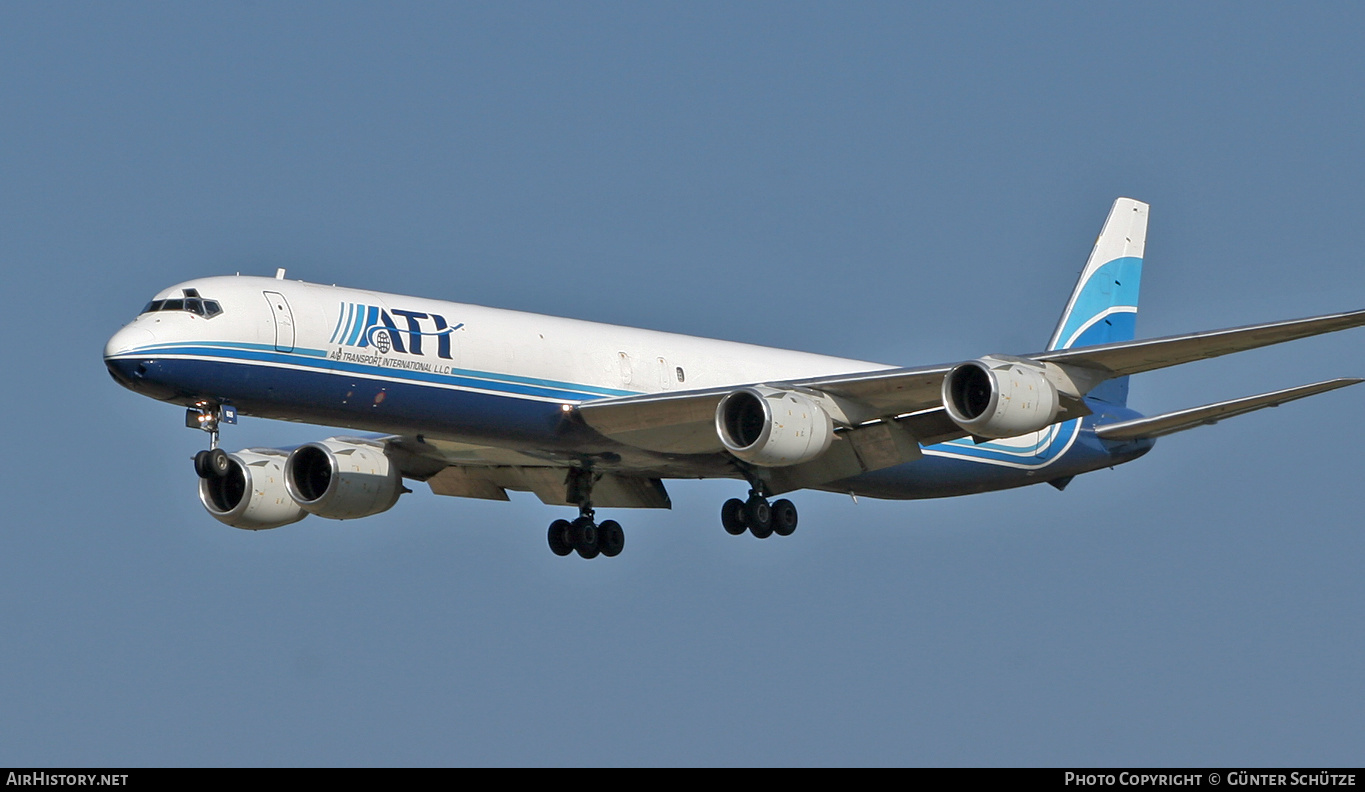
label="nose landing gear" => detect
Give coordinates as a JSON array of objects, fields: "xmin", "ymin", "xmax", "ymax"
[
  {"xmin": 188, "ymin": 403, "xmax": 236, "ymax": 480},
  {"xmin": 194, "ymin": 448, "xmax": 232, "ymax": 479}
]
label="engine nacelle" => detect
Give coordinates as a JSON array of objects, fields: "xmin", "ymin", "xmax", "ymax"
[
  {"xmin": 284, "ymin": 439, "xmax": 404, "ymax": 520},
  {"xmin": 199, "ymin": 450, "xmax": 308, "ymax": 531},
  {"xmin": 715, "ymin": 386, "xmax": 835, "ymax": 467},
  {"xmin": 942, "ymin": 356, "xmax": 1061, "ymax": 439}
]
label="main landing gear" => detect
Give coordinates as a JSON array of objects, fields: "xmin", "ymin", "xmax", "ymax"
[
  {"xmin": 547, "ymin": 512, "xmax": 624, "ymax": 559},
  {"xmin": 547, "ymin": 468, "xmax": 626, "ymax": 559},
  {"xmin": 721, "ymin": 488, "xmax": 798, "ymax": 540}
]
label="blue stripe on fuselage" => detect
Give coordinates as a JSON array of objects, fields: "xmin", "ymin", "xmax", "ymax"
[
  {"xmin": 105, "ymin": 354, "xmax": 606, "ymax": 451},
  {"xmin": 115, "ymin": 341, "xmax": 636, "ymax": 401}
]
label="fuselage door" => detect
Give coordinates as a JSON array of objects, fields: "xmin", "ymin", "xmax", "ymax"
[{"xmin": 263, "ymin": 291, "xmax": 295, "ymax": 353}]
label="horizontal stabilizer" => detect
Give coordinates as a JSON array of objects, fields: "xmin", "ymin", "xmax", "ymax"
[{"xmin": 1094, "ymin": 378, "xmax": 1363, "ymax": 441}]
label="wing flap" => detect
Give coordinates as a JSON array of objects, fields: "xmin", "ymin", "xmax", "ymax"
[
  {"xmin": 762, "ymin": 420, "xmax": 928, "ymax": 495},
  {"xmin": 381, "ymin": 435, "xmax": 674, "ymax": 508},
  {"xmin": 1095, "ymin": 378, "xmax": 1362, "ymax": 441},
  {"xmin": 426, "ymin": 464, "xmax": 672, "ymax": 509},
  {"xmin": 427, "ymin": 466, "xmax": 512, "ymax": 500}
]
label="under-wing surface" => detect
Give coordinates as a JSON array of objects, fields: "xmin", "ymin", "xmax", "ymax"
[{"xmin": 104, "ymin": 198, "xmax": 1365, "ymax": 558}]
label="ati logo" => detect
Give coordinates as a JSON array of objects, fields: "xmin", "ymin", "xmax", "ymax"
[{"xmin": 329, "ymin": 303, "xmax": 461, "ymax": 358}]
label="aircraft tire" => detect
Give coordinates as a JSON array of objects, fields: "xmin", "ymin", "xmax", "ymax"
[
  {"xmin": 599, "ymin": 520, "xmax": 624, "ymax": 557},
  {"xmin": 207, "ymin": 448, "xmax": 231, "ymax": 478},
  {"xmin": 194, "ymin": 450, "xmax": 213, "ymax": 479},
  {"xmin": 746, "ymin": 497, "xmax": 773, "ymax": 539},
  {"xmin": 548, "ymin": 519, "xmax": 574, "ymax": 556},
  {"xmin": 721, "ymin": 498, "xmax": 747, "ymax": 535},
  {"xmin": 572, "ymin": 518, "xmax": 600, "ymax": 559},
  {"xmin": 772, "ymin": 499, "xmax": 798, "ymax": 537}
]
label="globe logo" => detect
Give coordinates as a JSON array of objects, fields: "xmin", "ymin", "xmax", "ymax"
[{"xmin": 373, "ymin": 329, "xmax": 392, "ymax": 354}]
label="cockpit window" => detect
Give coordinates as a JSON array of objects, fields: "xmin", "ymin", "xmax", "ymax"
[{"xmin": 140, "ymin": 291, "xmax": 224, "ymax": 318}]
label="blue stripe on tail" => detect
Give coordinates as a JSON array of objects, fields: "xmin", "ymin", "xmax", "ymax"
[
  {"xmin": 1047, "ymin": 199, "xmax": 1149, "ymax": 406},
  {"xmin": 1049, "ymin": 256, "xmax": 1143, "ymax": 350}
]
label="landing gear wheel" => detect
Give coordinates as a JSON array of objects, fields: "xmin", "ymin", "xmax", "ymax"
[
  {"xmin": 771, "ymin": 499, "xmax": 798, "ymax": 537},
  {"xmin": 746, "ymin": 496, "xmax": 773, "ymax": 539},
  {"xmin": 548, "ymin": 519, "xmax": 573, "ymax": 557},
  {"xmin": 207, "ymin": 448, "xmax": 231, "ymax": 478},
  {"xmin": 193, "ymin": 450, "xmax": 213, "ymax": 479},
  {"xmin": 572, "ymin": 517, "xmax": 600, "ymax": 559},
  {"xmin": 598, "ymin": 520, "xmax": 625, "ymax": 558},
  {"xmin": 721, "ymin": 498, "xmax": 748, "ymax": 535},
  {"xmin": 195, "ymin": 448, "xmax": 231, "ymax": 479}
]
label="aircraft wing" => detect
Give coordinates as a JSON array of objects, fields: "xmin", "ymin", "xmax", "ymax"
[
  {"xmin": 577, "ymin": 308, "xmax": 1365, "ymax": 456},
  {"xmin": 1033, "ymin": 308, "xmax": 1365, "ymax": 379}
]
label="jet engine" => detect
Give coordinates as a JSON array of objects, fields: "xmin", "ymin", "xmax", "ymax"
[
  {"xmin": 284, "ymin": 439, "xmax": 404, "ymax": 520},
  {"xmin": 198, "ymin": 450, "xmax": 308, "ymax": 531},
  {"xmin": 942, "ymin": 356, "xmax": 1061, "ymax": 439},
  {"xmin": 715, "ymin": 386, "xmax": 834, "ymax": 467}
]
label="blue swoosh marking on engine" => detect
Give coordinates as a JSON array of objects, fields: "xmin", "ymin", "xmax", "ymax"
[{"xmin": 930, "ymin": 420, "xmax": 1077, "ymax": 465}]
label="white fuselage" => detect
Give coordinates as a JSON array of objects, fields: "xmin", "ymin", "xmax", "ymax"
[
  {"xmin": 107, "ymin": 275, "xmax": 891, "ymax": 408},
  {"xmin": 105, "ymin": 275, "xmax": 1139, "ymax": 500}
]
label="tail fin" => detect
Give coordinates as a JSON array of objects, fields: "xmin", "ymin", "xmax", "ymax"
[{"xmin": 1047, "ymin": 198, "xmax": 1148, "ymax": 404}]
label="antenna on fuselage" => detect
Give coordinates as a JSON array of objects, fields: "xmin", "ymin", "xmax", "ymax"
[{"xmin": 275, "ymin": 268, "xmax": 287, "ymax": 280}]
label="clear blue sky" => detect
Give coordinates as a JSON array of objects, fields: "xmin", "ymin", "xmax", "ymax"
[{"xmin": 2, "ymin": 3, "xmax": 1362, "ymax": 766}]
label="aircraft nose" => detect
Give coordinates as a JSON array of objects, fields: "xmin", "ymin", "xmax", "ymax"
[
  {"xmin": 104, "ymin": 325, "xmax": 175, "ymax": 397},
  {"xmin": 104, "ymin": 326, "xmax": 154, "ymax": 359}
]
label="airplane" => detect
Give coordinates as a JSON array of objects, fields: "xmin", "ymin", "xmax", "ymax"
[{"xmin": 104, "ymin": 198, "xmax": 1365, "ymax": 559}]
